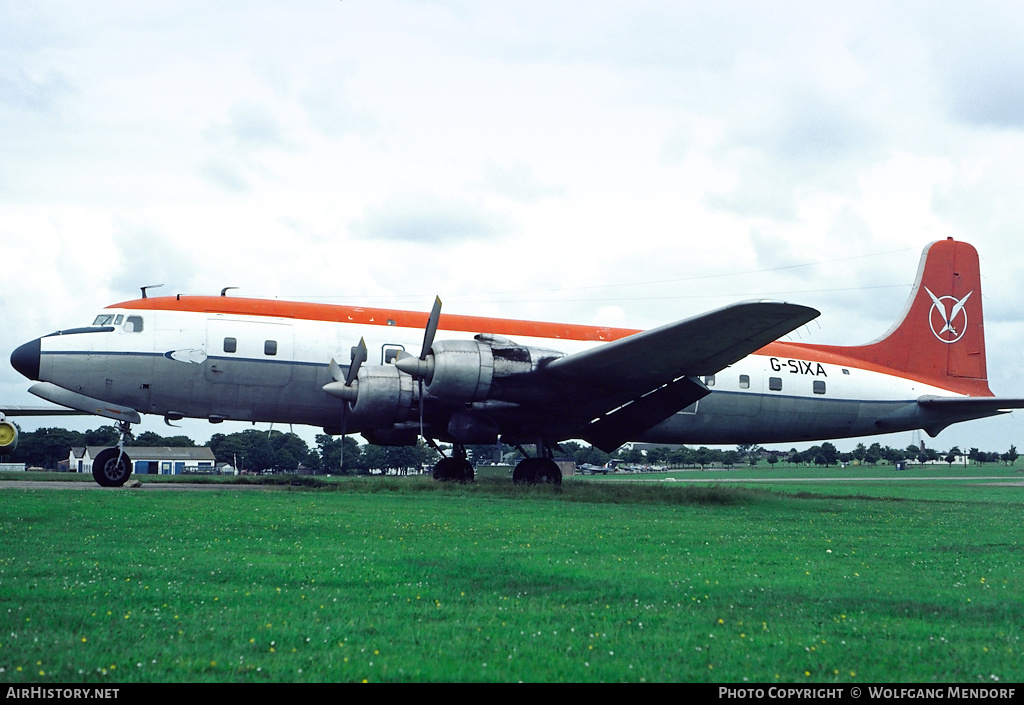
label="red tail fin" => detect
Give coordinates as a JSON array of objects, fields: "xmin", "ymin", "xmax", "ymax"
[{"xmin": 831, "ymin": 238, "xmax": 991, "ymax": 395}]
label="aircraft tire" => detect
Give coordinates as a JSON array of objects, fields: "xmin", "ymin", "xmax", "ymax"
[
  {"xmin": 512, "ymin": 458, "xmax": 538, "ymax": 485},
  {"xmin": 433, "ymin": 457, "xmax": 474, "ymax": 483},
  {"xmin": 92, "ymin": 448, "xmax": 133, "ymax": 488},
  {"xmin": 513, "ymin": 458, "xmax": 563, "ymax": 485},
  {"xmin": 533, "ymin": 459, "xmax": 562, "ymax": 485}
]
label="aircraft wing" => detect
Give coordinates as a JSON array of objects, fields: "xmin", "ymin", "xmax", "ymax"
[
  {"xmin": 0, "ymin": 406, "xmax": 89, "ymax": 416},
  {"xmin": 541, "ymin": 301, "xmax": 820, "ymax": 450}
]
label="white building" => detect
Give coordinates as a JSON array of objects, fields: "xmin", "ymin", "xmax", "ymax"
[{"xmin": 69, "ymin": 447, "xmax": 217, "ymax": 476}]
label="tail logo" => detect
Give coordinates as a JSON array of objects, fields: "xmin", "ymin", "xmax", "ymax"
[{"xmin": 925, "ymin": 288, "xmax": 972, "ymax": 344}]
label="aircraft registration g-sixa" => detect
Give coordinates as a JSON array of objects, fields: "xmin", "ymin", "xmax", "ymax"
[{"xmin": 5, "ymin": 237, "xmax": 1024, "ymax": 487}]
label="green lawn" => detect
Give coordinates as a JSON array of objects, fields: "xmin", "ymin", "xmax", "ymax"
[{"xmin": 0, "ymin": 475, "xmax": 1020, "ymax": 682}]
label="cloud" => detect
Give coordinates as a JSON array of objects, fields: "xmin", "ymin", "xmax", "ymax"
[
  {"xmin": 945, "ymin": 60, "xmax": 1024, "ymax": 128},
  {"xmin": 349, "ymin": 193, "xmax": 512, "ymax": 244},
  {"xmin": 199, "ymin": 159, "xmax": 251, "ymax": 193},
  {"xmin": 0, "ymin": 68, "xmax": 74, "ymax": 114},
  {"xmin": 109, "ymin": 221, "xmax": 199, "ymax": 299},
  {"xmin": 199, "ymin": 102, "xmax": 291, "ymax": 191},
  {"xmin": 477, "ymin": 161, "xmax": 564, "ymax": 202},
  {"xmin": 925, "ymin": 3, "xmax": 1024, "ymax": 129}
]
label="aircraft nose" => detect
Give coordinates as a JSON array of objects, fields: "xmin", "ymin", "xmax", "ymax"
[{"xmin": 11, "ymin": 338, "xmax": 41, "ymax": 381}]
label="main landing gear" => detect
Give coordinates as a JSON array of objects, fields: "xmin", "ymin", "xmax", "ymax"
[
  {"xmin": 92, "ymin": 421, "xmax": 134, "ymax": 488},
  {"xmin": 432, "ymin": 444, "xmax": 474, "ymax": 482},
  {"xmin": 512, "ymin": 457, "xmax": 563, "ymax": 485},
  {"xmin": 429, "ymin": 441, "xmax": 563, "ymax": 485}
]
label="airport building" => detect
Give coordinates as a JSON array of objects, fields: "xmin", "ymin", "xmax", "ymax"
[{"xmin": 69, "ymin": 446, "xmax": 217, "ymax": 476}]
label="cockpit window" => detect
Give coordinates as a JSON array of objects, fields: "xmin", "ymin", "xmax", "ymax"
[
  {"xmin": 123, "ymin": 316, "xmax": 144, "ymax": 333},
  {"xmin": 92, "ymin": 314, "xmax": 125, "ymax": 326}
]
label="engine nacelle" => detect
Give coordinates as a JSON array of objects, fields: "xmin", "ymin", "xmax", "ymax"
[
  {"xmin": 424, "ymin": 339, "xmax": 495, "ymax": 402},
  {"xmin": 396, "ymin": 335, "xmax": 564, "ymax": 403},
  {"xmin": 347, "ymin": 365, "xmax": 415, "ymax": 428},
  {"xmin": 0, "ymin": 415, "xmax": 17, "ymax": 454}
]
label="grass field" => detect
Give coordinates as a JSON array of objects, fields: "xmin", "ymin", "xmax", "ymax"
[{"xmin": 0, "ymin": 470, "xmax": 1021, "ymax": 683}]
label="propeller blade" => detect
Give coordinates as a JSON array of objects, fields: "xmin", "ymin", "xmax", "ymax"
[
  {"xmin": 414, "ymin": 297, "xmax": 441, "ymax": 442},
  {"xmin": 346, "ymin": 338, "xmax": 367, "ymax": 386},
  {"xmin": 328, "ymin": 358, "xmax": 345, "ymax": 383},
  {"xmin": 420, "ymin": 296, "xmax": 442, "ymax": 361}
]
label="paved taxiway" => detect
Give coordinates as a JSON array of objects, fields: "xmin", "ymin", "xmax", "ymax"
[{"xmin": 2, "ymin": 476, "xmax": 1023, "ymax": 490}]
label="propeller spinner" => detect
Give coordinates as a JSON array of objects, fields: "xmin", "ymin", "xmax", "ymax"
[
  {"xmin": 394, "ymin": 296, "xmax": 441, "ymax": 381},
  {"xmin": 323, "ymin": 338, "xmax": 367, "ymax": 402}
]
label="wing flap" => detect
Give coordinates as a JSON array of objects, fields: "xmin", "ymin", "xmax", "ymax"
[{"xmin": 578, "ymin": 375, "xmax": 710, "ymax": 452}]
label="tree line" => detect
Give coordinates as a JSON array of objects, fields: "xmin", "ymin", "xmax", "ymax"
[
  {"xmin": 3, "ymin": 424, "xmax": 1019, "ymax": 473},
  {"xmin": 3, "ymin": 424, "xmax": 440, "ymax": 475}
]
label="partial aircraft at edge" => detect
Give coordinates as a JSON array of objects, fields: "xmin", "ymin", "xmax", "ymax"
[{"xmin": 4, "ymin": 238, "xmax": 1023, "ymax": 487}]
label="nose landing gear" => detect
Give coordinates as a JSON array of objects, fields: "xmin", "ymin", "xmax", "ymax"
[{"xmin": 91, "ymin": 421, "xmax": 134, "ymax": 488}]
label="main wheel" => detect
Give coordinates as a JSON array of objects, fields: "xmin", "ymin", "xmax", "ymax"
[
  {"xmin": 533, "ymin": 459, "xmax": 563, "ymax": 485},
  {"xmin": 92, "ymin": 448, "xmax": 133, "ymax": 487},
  {"xmin": 512, "ymin": 458, "xmax": 539, "ymax": 485},
  {"xmin": 433, "ymin": 457, "xmax": 474, "ymax": 482},
  {"xmin": 513, "ymin": 458, "xmax": 562, "ymax": 485}
]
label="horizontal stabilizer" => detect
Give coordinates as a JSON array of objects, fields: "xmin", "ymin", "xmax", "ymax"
[
  {"xmin": 917, "ymin": 395, "xmax": 1024, "ymax": 412},
  {"xmin": 910, "ymin": 395, "xmax": 1024, "ymax": 437}
]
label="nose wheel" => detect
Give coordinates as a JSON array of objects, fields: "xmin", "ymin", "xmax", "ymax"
[
  {"xmin": 91, "ymin": 421, "xmax": 134, "ymax": 488},
  {"xmin": 92, "ymin": 447, "xmax": 133, "ymax": 487}
]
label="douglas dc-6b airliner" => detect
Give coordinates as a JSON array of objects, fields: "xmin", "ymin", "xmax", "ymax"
[{"xmin": 4, "ymin": 238, "xmax": 1022, "ymax": 486}]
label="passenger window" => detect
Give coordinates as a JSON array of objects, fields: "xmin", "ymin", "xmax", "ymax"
[
  {"xmin": 264, "ymin": 340, "xmax": 277, "ymax": 356},
  {"xmin": 769, "ymin": 377, "xmax": 782, "ymax": 391},
  {"xmin": 813, "ymin": 380, "xmax": 826, "ymax": 395},
  {"xmin": 224, "ymin": 337, "xmax": 237, "ymax": 353},
  {"xmin": 704, "ymin": 375, "xmax": 715, "ymax": 387},
  {"xmin": 739, "ymin": 374, "xmax": 750, "ymax": 389},
  {"xmin": 124, "ymin": 316, "xmax": 144, "ymax": 333}
]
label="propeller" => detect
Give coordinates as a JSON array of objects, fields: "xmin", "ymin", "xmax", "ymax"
[
  {"xmin": 395, "ymin": 296, "xmax": 441, "ymax": 381},
  {"xmin": 393, "ymin": 296, "xmax": 442, "ymax": 442},
  {"xmin": 323, "ymin": 337, "xmax": 367, "ymax": 403},
  {"xmin": 322, "ymin": 338, "xmax": 368, "ymax": 471}
]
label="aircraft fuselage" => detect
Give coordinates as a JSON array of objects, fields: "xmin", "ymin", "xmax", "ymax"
[{"xmin": 19, "ymin": 305, "xmax": 964, "ymax": 446}]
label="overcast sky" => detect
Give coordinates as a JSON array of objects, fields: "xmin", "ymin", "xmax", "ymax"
[{"xmin": 3, "ymin": 1, "xmax": 1024, "ymax": 453}]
